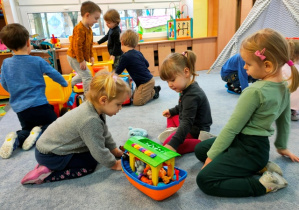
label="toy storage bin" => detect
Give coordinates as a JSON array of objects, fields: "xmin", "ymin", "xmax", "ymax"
[{"xmin": 44, "ymin": 74, "xmax": 72, "ymax": 106}]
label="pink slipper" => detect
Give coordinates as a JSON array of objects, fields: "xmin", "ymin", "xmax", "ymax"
[{"xmin": 21, "ymin": 164, "xmax": 52, "ymax": 185}]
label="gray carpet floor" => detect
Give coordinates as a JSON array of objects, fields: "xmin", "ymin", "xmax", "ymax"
[{"xmin": 0, "ymin": 70, "xmax": 299, "ymax": 210}]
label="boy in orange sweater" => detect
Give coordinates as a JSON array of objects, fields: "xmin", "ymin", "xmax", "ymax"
[{"xmin": 67, "ymin": 1, "xmax": 101, "ymax": 94}]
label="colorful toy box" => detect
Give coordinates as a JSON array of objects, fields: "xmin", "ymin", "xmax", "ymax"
[
  {"xmin": 167, "ymin": 18, "xmax": 193, "ymax": 40},
  {"xmin": 122, "ymin": 136, "xmax": 187, "ymax": 201}
]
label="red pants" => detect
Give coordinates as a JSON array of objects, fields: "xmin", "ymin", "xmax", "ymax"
[{"xmin": 163, "ymin": 115, "xmax": 201, "ymax": 155}]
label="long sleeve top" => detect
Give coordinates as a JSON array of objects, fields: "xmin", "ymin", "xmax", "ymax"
[
  {"xmin": 97, "ymin": 26, "xmax": 122, "ymax": 56},
  {"xmin": 207, "ymin": 80, "xmax": 291, "ymax": 160},
  {"xmin": 168, "ymin": 82, "xmax": 212, "ymax": 150},
  {"xmin": 36, "ymin": 101, "xmax": 118, "ymax": 168},
  {"xmin": 115, "ymin": 49, "xmax": 153, "ymax": 87},
  {"xmin": 1, "ymin": 55, "xmax": 67, "ymax": 113},
  {"xmin": 282, "ymin": 63, "xmax": 299, "ymax": 110},
  {"xmin": 221, "ymin": 53, "xmax": 249, "ymax": 90},
  {"xmin": 67, "ymin": 21, "xmax": 93, "ymax": 63}
]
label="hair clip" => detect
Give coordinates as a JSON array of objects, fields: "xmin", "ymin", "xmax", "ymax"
[
  {"xmin": 255, "ymin": 48, "xmax": 266, "ymax": 61},
  {"xmin": 287, "ymin": 60, "xmax": 294, "ymax": 66},
  {"xmin": 113, "ymin": 75, "xmax": 118, "ymax": 82},
  {"xmin": 182, "ymin": 51, "xmax": 186, "ymax": 56}
]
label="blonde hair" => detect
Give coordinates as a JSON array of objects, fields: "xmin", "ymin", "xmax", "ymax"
[
  {"xmin": 241, "ymin": 28, "xmax": 299, "ymax": 93},
  {"xmin": 159, "ymin": 50, "xmax": 198, "ymax": 82},
  {"xmin": 85, "ymin": 71, "xmax": 131, "ymax": 106},
  {"xmin": 104, "ymin": 9, "xmax": 120, "ymax": 24},
  {"xmin": 120, "ymin": 29, "xmax": 139, "ymax": 48},
  {"xmin": 81, "ymin": 1, "xmax": 102, "ymax": 16},
  {"xmin": 288, "ymin": 39, "xmax": 299, "ymax": 62}
]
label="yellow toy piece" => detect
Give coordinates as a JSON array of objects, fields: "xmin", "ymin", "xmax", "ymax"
[
  {"xmin": 86, "ymin": 60, "xmax": 114, "ymax": 76},
  {"xmin": 44, "ymin": 74, "xmax": 72, "ymax": 110}
]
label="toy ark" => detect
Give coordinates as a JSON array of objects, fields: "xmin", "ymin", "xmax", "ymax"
[{"xmin": 121, "ymin": 136, "xmax": 187, "ymax": 201}]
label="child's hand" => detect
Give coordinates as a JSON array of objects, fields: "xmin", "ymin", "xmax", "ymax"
[
  {"xmin": 111, "ymin": 148, "xmax": 124, "ymax": 158},
  {"xmin": 164, "ymin": 144, "xmax": 176, "ymax": 152},
  {"xmin": 80, "ymin": 61, "xmax": 86, "ymax": 70},
  {"xmin": 162, "ymin": 110, "xmax": 171, "ymax": 118},
  {"xmin": 277, "ymin": 149, "xmax": 299, "ymax": 162},
  {"xmin": 111, "ymin": 160, "xmax": 122, "ymax": 171},
  {"xmin": 110, "ymin": 55, "xmax": 115, "ymax": 62},
  {"xmin": 201, "ymin": 157, "xmax": 212, "ymax": 169},
  {"xmin": 90, "ymin": 57, "xmax": 94, "ymax": 66}
]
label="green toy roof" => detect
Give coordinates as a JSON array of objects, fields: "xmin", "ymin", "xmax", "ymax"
[{"xmin": 124, "ymin": 136, "xmax": 180, "ymax": 167}]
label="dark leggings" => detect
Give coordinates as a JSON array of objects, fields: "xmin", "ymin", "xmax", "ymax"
[
  {"xmin": 43, "ymin": 152, "xmax": 98, "ymax": 183},
  {"xmin": 16, "ymin": 104, "xmax": 57, "ymax": 146},
  {"xmin": 195, "ymin": 133, "xmax": 269, "ymax": 197}
]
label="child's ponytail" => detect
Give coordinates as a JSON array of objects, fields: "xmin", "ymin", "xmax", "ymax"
[
  {"xmin": 288, "ymin": 64, "xmax": 299, "ymax": 93},
  {"xmin": 85, "ymin": 71, "xmax": 131, "ymax": 106},
  {"xmin": 286, "ymin": 39, "xmax": 299, "ymax": 93},
  {"xmin": 183, "ymin": 50, "xmax": 198, "ymax": 82},
  {"xmin": 160, "ymin": 50, "xmax": 198, "ymax": 81}
]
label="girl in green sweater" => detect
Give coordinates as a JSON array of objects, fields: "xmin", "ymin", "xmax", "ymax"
[{"xmin": 195, "ymin": 28, "xmax": 299, "ymax": 197}]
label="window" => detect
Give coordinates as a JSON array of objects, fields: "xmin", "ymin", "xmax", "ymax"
[
  {"xmin": 118, "ymin": 8, "xmax": 175, "ymax": 33},
  {"xmin": 112, "ymin": 2, "xmax": 179, "ymax": 39},
  {"xmin": 19, "ymin": 4, "xmax": 108, "ymax": 42},
  {"xmin": 18, "ymin": 2, "xmax": 179, "ymax": 42},
  {"xmin": 27, "ymin": 11, "xmax": 105, "ymax": 39}
]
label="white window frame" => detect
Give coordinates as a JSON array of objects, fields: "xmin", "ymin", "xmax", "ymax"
[
  {"xmin": 17, "ymin": 1, "xmax": 180, "ymax": 43},
  {"xmin": 92, "ymin": 0, "xmax": 132, "ymax": 3},
  {"xmin": 18, "ymin": 0, "xmax": 80, "ymax": 6},
  {"xmin": 18, "ymin": 4, "xmax": 109, "ymax": 43}
]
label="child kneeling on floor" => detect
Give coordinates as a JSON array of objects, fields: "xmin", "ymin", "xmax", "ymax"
[
  {"xmin": 221, "ymin": 53, "xmax": 257, "ymax": 94},
  {"xmin": 21, "ymin": 72, "xmax": 131, "ymax": 184},
  {"xmin": 0, "ymin": 23, "xmax": 68, "ymax": 159},
  {"xmin": 195, "ymin": 28, "xmax": 299, "ymax": 197},
  {"xmin": 115, "ymin": 29, "xmax": 161, "ymax": 106},
  {"xmin": 158, "ymin": 50, "xmax": 213, "ymax": 155}
]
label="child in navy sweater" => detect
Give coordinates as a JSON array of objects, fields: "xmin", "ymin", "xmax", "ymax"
[{"xmin": 115, "ymin": 29, "xmax": 160, "ymax": 106}]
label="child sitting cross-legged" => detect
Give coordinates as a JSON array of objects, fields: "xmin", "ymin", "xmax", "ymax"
[{"xmin": 21, "ymin": 72, "xmax": 131, "ymax": 184}]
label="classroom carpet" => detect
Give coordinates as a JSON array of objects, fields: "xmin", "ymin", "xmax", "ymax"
[{"xmin": 0, "ymin": 71, "xmax": 299, "ymax": 210}]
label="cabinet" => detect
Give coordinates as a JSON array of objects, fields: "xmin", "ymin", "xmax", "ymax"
[{"xmin": 56, "ymin": 37, "xmax": 217, "ymax": 76}]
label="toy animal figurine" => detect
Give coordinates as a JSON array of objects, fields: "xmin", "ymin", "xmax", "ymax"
[
  {"xmin": 143, "ymin": 165, "xmax": 152, "ymax": 180},
  {"xmin": 140, "ymin": 176, "xmax": 153, "ymax": 185},
  {"xmin": 139, "ymin": 165, "xmax": 153, "ymax": 185},
  {"xmin": 135, "ymin": 160, "xmax": 145, "ymax": 175},
  {"xmin": 128, "ymin": 126, "xmax": 148, "ymax": 138},
  {"xmin": 159, "ymin": 168, "xmax": 172, "ymax": 184}
]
